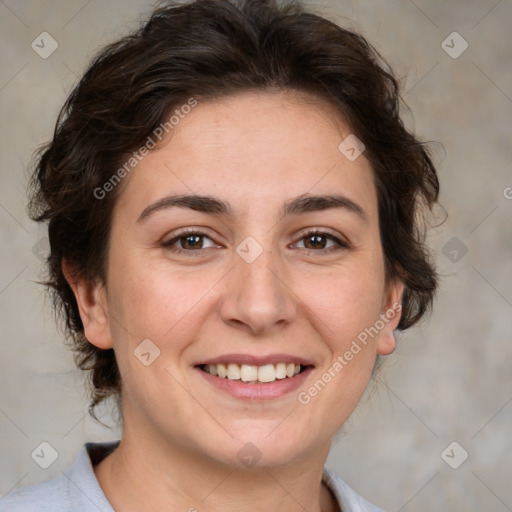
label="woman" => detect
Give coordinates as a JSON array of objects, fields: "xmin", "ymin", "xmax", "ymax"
[{"xmin": 1, "ymin": 0, "xmax": 439, "ymax": 510}]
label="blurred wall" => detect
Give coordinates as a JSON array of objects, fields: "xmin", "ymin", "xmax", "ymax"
[{"xmin": 0, "ymin": 1, "xmax": 511, "ymax": 510}]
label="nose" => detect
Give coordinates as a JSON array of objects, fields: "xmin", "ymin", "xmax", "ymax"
[{"xmin": 218, "ymin": 242, "xmax": 297, "ymax": 336}]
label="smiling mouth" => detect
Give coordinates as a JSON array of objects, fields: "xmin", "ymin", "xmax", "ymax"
[{"xmin": 198, "ymin": 363, "xmax": 309, "ymax": 384}]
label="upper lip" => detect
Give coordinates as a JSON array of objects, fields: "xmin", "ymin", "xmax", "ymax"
[{"xmin": 195, "ymin": 353, "xmax": 314, "ymax": 367}]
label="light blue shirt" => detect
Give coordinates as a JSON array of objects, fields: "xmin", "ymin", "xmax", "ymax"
[{"xmin": 1, "ymin": 441, "xmax": 384, "ymax": 511}]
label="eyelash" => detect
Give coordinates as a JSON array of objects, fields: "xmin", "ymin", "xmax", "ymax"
[{"xmin": 161, "ymin": 228, "xmax": 350, "ymax": 256}]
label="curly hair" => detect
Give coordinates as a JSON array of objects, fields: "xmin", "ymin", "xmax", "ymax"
[{"xmin": 28, "ymin": 0, "xmax": 440, "ymax": 421}]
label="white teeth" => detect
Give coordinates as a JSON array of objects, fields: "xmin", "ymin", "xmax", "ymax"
[
  {"xmin": 203, "ymin": 362, "xmax": 305, "ymax": 382},
  {"xmin": 227, "ymin": 363, "xmax": 240, "ymax": 380},
  {"xmin": 240, "ymin": 365, "xmax": 258, "ymax": 382},
  {"xmin": 275, "ymin": 363, "xmax": 287, "ymax": 379},
  {"xmin": 217, "ymin": 363, "xmax": 227, "ymax": 378},
  {"xmin": 258, "ymin": 364, "xmax": 276, "ymax": 383}
]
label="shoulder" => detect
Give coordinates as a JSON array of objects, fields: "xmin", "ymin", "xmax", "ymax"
[
  {"xmin": 0, "ymin": 473, "xmax": 72, "ymax": 512},
  {"xmin": 0, "ymin": 441, "xmax": 119, "ymax": 512},
  {"xmin": 322, "ymin": 466, "xmax": 386, "ymax": 512}
]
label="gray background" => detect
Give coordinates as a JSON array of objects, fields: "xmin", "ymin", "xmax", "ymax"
[{"xmin": 1, "ymin": 0, "xmax": 511, "ymax": 510}]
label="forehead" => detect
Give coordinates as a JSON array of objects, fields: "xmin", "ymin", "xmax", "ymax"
[{"xmin": 114, "ymin": 90, "xmax": 377, "ymax": 221}]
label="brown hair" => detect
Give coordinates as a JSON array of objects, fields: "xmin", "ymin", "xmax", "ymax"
[{"xmin": 28, "ymin": 0, "xmax": 440, "ymax": 421}]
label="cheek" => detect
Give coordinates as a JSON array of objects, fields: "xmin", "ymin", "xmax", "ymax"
[
  {"xmin": 299, "ymin": 263, "xmax": 385, "ymax": 349},
  {"xmin": 297, "ymin": 271, "xmax": 383, "ymax": 415},
  {"xmin": 105, "ymin": 253, "xmax": 219, "ymax": 352}
]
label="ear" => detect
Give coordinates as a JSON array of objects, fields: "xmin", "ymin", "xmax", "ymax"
[
  {"xmin": 376, "ymin": 278, "xmax": 405, "ymax": 356},
  {"xmin": 62, "ymin": 259, "xmax": 113, "ymax": 350}
]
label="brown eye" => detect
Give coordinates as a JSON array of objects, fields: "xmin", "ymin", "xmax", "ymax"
[
  {"xmin": 293, "ymin": 230, "xmax": 349, "ymax": 253},
  {"xmin": 162, "ymin": 230, "xmax": 218, "ymax": 254},
  {"xmin": 303, "ymin": 233, "xmax": 329, "ymax": 250},
  {"xmin": 177, "ymin": 234, "xmax": 205, "ymax": 250}
]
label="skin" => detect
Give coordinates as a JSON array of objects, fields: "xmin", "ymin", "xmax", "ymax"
[{"xmin": 65, "ymin": 90, "xmax": 404, "ymax": 512}]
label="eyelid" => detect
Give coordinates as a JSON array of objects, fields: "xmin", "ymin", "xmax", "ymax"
[
  {"xmin": 162, "ymin": 227, "xmax": 351, "ymax": 255},
  {"xmin": 290, "ymin": 229, "xmax": 351, "ymax": 252},
  {"xmin": 161, "ymin": 228, "xmax": 221, "ymax": 251},
  {"xmin": 293, "ymin": 228, "xmax": 350, "ymax": 245}
]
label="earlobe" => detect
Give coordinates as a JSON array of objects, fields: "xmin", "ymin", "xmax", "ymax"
[
  {"xmin": 376, "ymin": 279, "xmax": 405, "ymax": 356},
  {"xmin": 376, "ymin": 329, "xmax": 397, "ymax": 356},
  {"xmin": 62, "ymin": 259, "xmax": 113, "ymax": 350}
]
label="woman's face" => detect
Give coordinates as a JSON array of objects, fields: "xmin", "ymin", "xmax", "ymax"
[{"xmin": 77, "ymin": 90, "xmax": 403, "ymax": 468}]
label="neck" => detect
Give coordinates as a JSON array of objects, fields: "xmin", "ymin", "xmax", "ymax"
[{"xmin": 94, "ymin": 426, "xmax": 338, "ymax": 512}]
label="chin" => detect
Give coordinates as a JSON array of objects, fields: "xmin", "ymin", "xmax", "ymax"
[{"xmin": 202, "ymin": 421, "xmax": 322, "ymax": 470}]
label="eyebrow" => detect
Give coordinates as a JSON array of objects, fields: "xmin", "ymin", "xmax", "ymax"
[{"xmin": 137, "ymin": 193, "xmax": 368, "ymax": 223}]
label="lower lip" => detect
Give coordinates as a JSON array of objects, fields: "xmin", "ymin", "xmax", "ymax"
[{"xmin": 196, "ymin": 366, "xmax": 313, "ymax": 400}]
